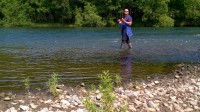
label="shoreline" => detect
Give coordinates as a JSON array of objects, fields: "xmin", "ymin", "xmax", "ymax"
[{"xmin": 0, "ymin": 63, "xmax": 200, "ymax": 112}]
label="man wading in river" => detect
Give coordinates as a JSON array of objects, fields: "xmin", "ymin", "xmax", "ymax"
[{"xmin": 118, "ymin": 8, "xmax": 133, "ymax": 49}]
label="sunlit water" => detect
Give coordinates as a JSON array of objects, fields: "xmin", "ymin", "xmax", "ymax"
[{"xmin": 0, "ymin": 27, "xmax": 200, "ymax": 91}]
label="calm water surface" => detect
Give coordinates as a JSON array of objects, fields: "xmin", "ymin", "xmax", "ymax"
[{"xmin": 0, "ymin": 27, "xmax": 200, "ymax": 91}]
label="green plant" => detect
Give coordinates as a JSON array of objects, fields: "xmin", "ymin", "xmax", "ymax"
[
  {"xmin": 155, "ymin": 15, "xmax": 174, "ymax": 27},
  {"xmin": 48, "ymin": 72, "xmax": 59, "ymax": 96},
  {"xmin": 23, "ymin": 77, "xmax": 30, "ymax": 93},
  {"xmin": 83, "ymin": 70, "xmax": 125, "ymax": 112},
  {"xmin": 114, "ymin": 73, "xmax": 122, "ymax": 86}
]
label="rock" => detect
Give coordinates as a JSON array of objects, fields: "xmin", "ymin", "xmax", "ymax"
[
  {"xmin": 134, "ymin": 99, "xmax": 142, "ymax": 106},
  {"xmin": 154, "ymin": 81, "xmax": 159, "ymax": 84},
  {"xmin": 18, "ymin": 100, "xmax": 25, "ymax": 104},
  {"xmin": 173, "ymin": 103, "xmax": 183, "ymax": 111},
  {"xmin": 30, "ymin": 103, "xmax": 38, "ymax": 109},
  {"xmin": 96, "ymin": 94, "xmax": 101, "ymax": 100},
  {"xmin": 170, "ymin": 96, "xmax": 176, "ymax": 102},
  {"xmin": 20, "ymin": 105, "xmax": 29, "ymax": 111},
  {"xmin": 145, "ymin": 90, "xmax": 154, "ymax": 98},
  {"xmin": 5, "ymin": 107, "xmax": 17, "ymax": 112},
  {"xmin": 147, "ymin": 101, "xmax": 156, "ymax": 108},
  {"xmin": 115, "ymin": 87, "xmax": 124, "ymax": 94},
  {"xmin": 39, "ymin": 107, "xmax": 49, "ymax": 112},
  {"xmin": 189, "ymin": 100, "xmax": 198, "ymax": 106},
  {"xmin": 56, "ymin": 84, "xmax": 64, "ymax": 89},
  {"xmin": 76, "ymin": 109, "xmax": 85, "ymax": 112},
  {"xmin": 94, "ymin": 90, "xmax": 99, "ymax": 94},
  {"xmin": 129, "ymin": 105, "xmax": 136, "ymax": 111},
  {"xmin": 4, "ymin": 97, "xmax": 11, "ymax": 101},
  {"xmin": 120, "ymin": 94, "xmax": 128, "ymax": 99},
  {"xmin": 80, "ymin": 83, "xmax": 85, "ymax": 87},
  {"xmin": 190, "ymin": 79, "xmax": 196, "ymax": 85},
  {"xmin": 184, "ymin": 108, "xmax": 194, "ymax": 112},
  {"xmin": 146, "ymin": 108, "xmax": 156, "ymax": 112},
  {"xmin": 44, "ymin": 99, "xmax": 52, "ymax": 104},
  {"xmin": 61, "ymin": 99, "xmax": 70, "ymax": 106},
  {"xmin": 124, "ymin": 90, "xmax": 139, "ymax": 97},
  {"xmin": 56, "ymin": 88, "xmax": 63, "ymax": 93},
  {"xmin": 51, "ymin": 104, "xmax": 62, "ymax": 109},
  {"xmin": 196, "ymin": 82, "xmax": 200, "ymax": 86},
  {"xmin": 0, "ymin": 92, "xmax": 5, "ymax": 98}
]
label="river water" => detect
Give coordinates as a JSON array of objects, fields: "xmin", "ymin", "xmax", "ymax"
[{"xmin": 0, "ymin": 27, "xmax": 200, "ymax": 91}]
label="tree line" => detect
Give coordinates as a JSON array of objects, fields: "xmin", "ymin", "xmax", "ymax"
[{"xmin": 0, "ymin": 0, "xmax": 199, "ymax": 27}]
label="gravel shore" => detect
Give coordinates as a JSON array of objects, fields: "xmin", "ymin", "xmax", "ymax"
[{"xmin": 0, "ymin": 63, "xmax": 200, "ymax": 112}]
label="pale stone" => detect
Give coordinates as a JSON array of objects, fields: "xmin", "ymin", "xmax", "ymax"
[
  {"xmin": 96, "ymin": 94, "xmax": 101, "ymax": 100},
  {"xmin": 20, "ymin": 105, "xmax": 29, "ymax": 111},
  {"xmin": 44, "ymin": 99, "xmax": 52, "ymax": 104},
  {"xmin": 147, "ymin": 101, "xmax": 156, "ymax": 108},
  {"xmin": 76, "ymin": 109, "xmax": 85, "ymax": 112},
  {"xmin": 173, "ymin": 103, "xmax": 183, "ymax": 111},
  {"xmin": 30, "ymin": 103, "xmax": 38, "ymax": 109},
  {"xmin": 184, "ymin": 108, "xmax": 194, "ymax": 112},
  {"xmin": 51, "ymin": 104, "xmax": 62, "ymax": 109},
  {"xmin": 154, "ymin": 81, "xmax": 159, "ymax": 84},
  {"xmin": 5, "ymin": 107, "xmax": 17, "ymax": 112},
  {"xmin": 146, "ymin": 108, "xmax": 156, "ymax": 112},
  {"xmin": 120, "ymin": 94, "xmax": 128, "ymax": 99},
  {"xmin": 134, "ymin": 99, "xmax": 142, "ymax": 106},
  {"xmin": 18, "ymin": 100, "xmax": 25, "ymax": 103},
  {"xmin": 61, "ymin": 99, "xmax": 70, "ymax": 106},
  {"xmin": 39, "ymin": 107, "xmax": 49, "ymax": 112},
  {"xmin": 170, "ymin": 96, "xmax": 176, "ymax": 102},
  {"xmin": 4, "ymin": 97, "xmax": 11, "ymax": 101},
  {"xmin": 129, "ymin": 105, "xmax": 136, "ymax": 111}
]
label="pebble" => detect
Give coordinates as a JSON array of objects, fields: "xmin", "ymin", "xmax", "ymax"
[
  {"xmin": 3, "ymin": 97, "xmax": 11, "ymax": 101},
  {"xmin": 147, "ymin": 101, "xmax": 156, "ymax": 108},
  {"xmin": 96, "ymin": 94, "xmax": 101, "ymax": 100},
  {"xmin": 30, "ymin": 103, "xmax": 38, "ymax": 109},
  {"xmin": 5, "ymin": 107, "xmax": 17, "ymax": 112},
  {"xmin": 19, "ymin": 105, "xmax": 29, "ymax": 111},
  {"xmin": 128, "ymin": 105, "xmax": 136, "ymax": 111}
]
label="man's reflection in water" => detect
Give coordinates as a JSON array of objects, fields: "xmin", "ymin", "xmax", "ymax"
[{"xmin": 120, "ymin": 49, "xmax": 132, "ymax": 80}]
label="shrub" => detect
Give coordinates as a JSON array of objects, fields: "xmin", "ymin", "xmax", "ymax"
[
  {"xmin": 48, "ymin": 72, "xmax": 59, "ymax": 96},
  {"xmin": 23, "ymin": 77, "xmax": 30, "ymax": 93},
  {"xmin": 83, "ymin": 70, "xmax": 125, "ymax": 112},
  {"xmin": 155, "ymin": 15, "xmax": 174, "ymax": 27}
]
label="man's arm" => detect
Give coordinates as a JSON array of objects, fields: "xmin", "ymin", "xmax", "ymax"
[{"xmin": 121, "ymin": 18, "xmax": 132, "ymax": 26}]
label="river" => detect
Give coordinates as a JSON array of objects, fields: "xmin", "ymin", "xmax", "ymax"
[{"xmin": 0, "ymin": 27, "xmax": 200, "ymax": 91}]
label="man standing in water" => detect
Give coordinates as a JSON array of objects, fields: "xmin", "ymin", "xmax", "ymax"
[{"xmin": 118, "ymin": 8, "xmax": 133, "ymax": 49}]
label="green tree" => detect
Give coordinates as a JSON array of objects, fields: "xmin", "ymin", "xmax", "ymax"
[
  {"xmin": 75, "ymin": 2, "xmax": 105, "ymax": 27},
  {"xmin": 74, "ymin": 7, "xmax": 83, "ymax": 26},
  {"xmin": 155, "ymin": 15, "xmax": 174, "ymax": 27},
  {"xmin": 184, "ymin": 0, "xmax": 200, "ymax": 26},
  {"xmin": 0, "ymin": 0, "xmax": 31, "ymax": 27},
  {"xmin": 49, "ymin": 0, "xmax": 72, "ymax": 23},
  {"xmin": 22, "ymin": 0, "xmax": 50, "ymax": 22},
  {"xmin": 91, "ymin": 0, "xmax": 122, "ymax": 26},
  {"xmin": 137, "ymin": 0, "xmax": 174, "ymax": 27}
]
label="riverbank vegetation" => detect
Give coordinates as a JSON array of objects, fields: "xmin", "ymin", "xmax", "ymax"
[{"xmin": 0, "ymin": 0, "xmax": 199, "ymax": 27}]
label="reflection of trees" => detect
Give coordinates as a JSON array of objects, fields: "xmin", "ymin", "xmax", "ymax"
[{"xmin": 120, "ymin": 49, "xmax": 132, "ymax": 79}]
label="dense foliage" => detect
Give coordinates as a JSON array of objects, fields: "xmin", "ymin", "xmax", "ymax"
[{"xmin": 0, "ymin": 0, "xmax": 199, "ymax": 27}]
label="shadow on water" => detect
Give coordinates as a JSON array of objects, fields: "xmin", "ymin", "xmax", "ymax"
[{"xmin": 120, "ymin": 49, "xmax": 132, "ymax": 80}]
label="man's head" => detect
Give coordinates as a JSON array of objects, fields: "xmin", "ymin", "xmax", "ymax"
[{"xmin": 124, "ymin": 8, "xmax": 129, "ymax": 15}]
